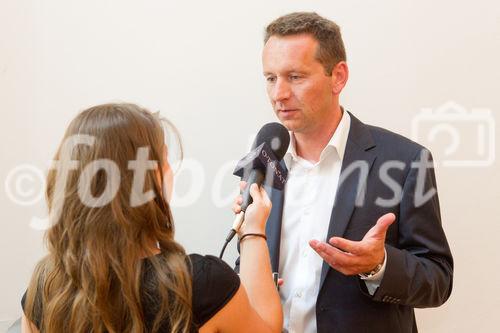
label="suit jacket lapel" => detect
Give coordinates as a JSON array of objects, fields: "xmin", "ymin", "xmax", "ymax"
[
  {"xmin": 265, "ymin": 158, "xmax": 288, "ymax": 273},
  {"xmin": 319, "ymin": 112, "xmax": 377, "ymax": 289},
  {"xmin": 266, "ymin": 187, "xmax": 284, "ymax": 273}
]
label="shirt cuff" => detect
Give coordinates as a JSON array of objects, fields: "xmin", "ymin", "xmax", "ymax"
[{"xmin": 360, "ymin": 248, "xmax": 387, "ymax": 295}]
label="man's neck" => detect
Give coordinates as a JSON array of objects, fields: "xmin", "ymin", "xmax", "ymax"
[{"xmin": 294, "ymin": 107, "xmax": 343, "ymax": 163}]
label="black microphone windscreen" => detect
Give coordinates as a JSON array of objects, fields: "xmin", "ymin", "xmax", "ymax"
[{"xmin": 252, "ymin": 122, "xmax": 290, "ymax": 161}]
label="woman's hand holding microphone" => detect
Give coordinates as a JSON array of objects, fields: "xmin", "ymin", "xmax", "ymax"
[{"xmin": 233, "ymin": 181, "xmax": 272, "ymax": 237}]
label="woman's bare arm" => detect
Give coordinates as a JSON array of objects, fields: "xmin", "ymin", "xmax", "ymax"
[{"xmin": 201, "ymin": 183, "xmax": 283, "ymax": 333}]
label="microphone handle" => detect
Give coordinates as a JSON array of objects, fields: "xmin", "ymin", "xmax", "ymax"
[
  {"xmin": 240, "ymin": 169, "xmax": 265, "ymax": 211},
  {"xmin": 219, "ymin": 169, "xmax": 265, "ymax": 259}
]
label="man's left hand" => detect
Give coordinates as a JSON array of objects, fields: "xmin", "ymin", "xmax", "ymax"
[{"xmin": 309, "ymin": 213, "xmax": 395, "ymax": 276}]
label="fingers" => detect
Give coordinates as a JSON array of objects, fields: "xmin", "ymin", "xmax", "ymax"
[
  {"xmin": 328, "ymin": 237, "xmax": 359, "ymax": 254},
  {"xmin": 378, "ymin": 212, "xmax": 396, "ymax": 228},
  {"xmin": 248, "ymin": 183, "xmax": 271, "ymax": 207},
  {"xmin": 369, "ymin": 213, "xmax": 396, "ymax": 239},
  {"xmin": 249, "ymin": 183, "xmax": 261, "ymax": 201},
  {"xmin": 232, "ymin": 195, "xmax": 243, "ymax": 214},
  {"xmin": 238, "ymin": 181, "xmax": 269, "ymax": 205},
  {"xmin": 308, "ymin": 213, "xmax": 396, "ymax": 275},
  {"xmin": 309, "ymin": 240, "xmax": 361, "ymax": 275},
  {"xmin": 234, "ymin": 182, "xmax": 271, "ymax": 221},
  {"xmin": 232, "ymin": 204, "xmax": 241, "ymax": 214},
  {"xmin": 259, "ymin": 184, "xmax": 272, "ymax": 206},
  {"xmin": 309, "ymin": 240, "xmax": 354, "ymax": 267}
]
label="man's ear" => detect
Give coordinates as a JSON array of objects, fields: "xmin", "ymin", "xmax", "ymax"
[{"xmin": 330, "ymin": 61, "xmax": 349, "ymax": 95}]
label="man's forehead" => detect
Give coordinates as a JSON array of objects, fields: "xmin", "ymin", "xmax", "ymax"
[
  {"xmin": 264, "ymin": 34, "xmax": 318, "ymax": 54},
  {"xmin": 262, "ymin": 34, "xmax": 320, "ymax": 71}
]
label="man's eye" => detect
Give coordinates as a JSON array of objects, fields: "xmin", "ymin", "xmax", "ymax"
[
  {"xmin": 290, "ymin": 75, "xmax": 301, "ymax": 80},
  {"xmin": 266, "ymin": 76, "xmax": 276, "ymax": 83}
]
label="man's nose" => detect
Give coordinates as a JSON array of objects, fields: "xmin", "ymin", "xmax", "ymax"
[{"xmin": 272, "ymin": 78, "xmax": 291, "ymax": 102}]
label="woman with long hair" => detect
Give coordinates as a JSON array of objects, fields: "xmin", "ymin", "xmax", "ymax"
[{"xmin": 21, "ymin": 103, "xmax": 282, "ymax": 332}]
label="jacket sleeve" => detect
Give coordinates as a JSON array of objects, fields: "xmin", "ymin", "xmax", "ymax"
[{"xmin": 370, "ymin": 149, "xmax": 454, "ymax": 308}]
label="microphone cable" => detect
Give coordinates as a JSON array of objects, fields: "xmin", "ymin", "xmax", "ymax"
[{"xmin": 219, "ymin": 212, "xmax": 244, "ymax": 259}]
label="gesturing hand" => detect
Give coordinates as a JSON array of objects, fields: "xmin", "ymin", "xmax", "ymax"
[{"xmin": 309, "ymin": 213, "xmax": 395, "ymax": 276}]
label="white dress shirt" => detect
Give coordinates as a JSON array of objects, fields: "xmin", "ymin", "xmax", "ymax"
[{"xmin": 278, "ymin": 111, "xmax": 386, "ymax": 333}]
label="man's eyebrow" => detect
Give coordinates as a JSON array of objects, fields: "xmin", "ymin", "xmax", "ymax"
[{"xmin": 263, "ymin": 70, "xmax": 310, "ymax": 78}]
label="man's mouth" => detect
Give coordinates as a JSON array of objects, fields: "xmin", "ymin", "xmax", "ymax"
[{"xmin": 276, "ymin": 109, "xmax": 299, "ymax": 120}]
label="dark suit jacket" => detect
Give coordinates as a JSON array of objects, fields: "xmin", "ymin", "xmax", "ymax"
[{"xmin": 235, "ymin": 112, "xmax": 453, "ymax": 333}]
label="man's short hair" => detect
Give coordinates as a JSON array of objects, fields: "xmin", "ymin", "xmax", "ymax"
[{"xmin": 264, "ymin": 12, "xmax": 346, "ymax": 75}]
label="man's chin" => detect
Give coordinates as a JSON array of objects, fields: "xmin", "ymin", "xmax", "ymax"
[{"xmin": 278, "ymin": 119, "xmax": 303, "ymax": 132}]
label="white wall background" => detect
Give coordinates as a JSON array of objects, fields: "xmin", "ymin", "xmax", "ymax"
[{"xmin": 1, "ymin": 0, "xmax": 499, "ymax": 331}]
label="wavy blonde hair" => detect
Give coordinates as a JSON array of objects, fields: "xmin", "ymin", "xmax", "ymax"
[{"xmin": 23, "ymin": 103, "xmax": 192, "ymax": 332}]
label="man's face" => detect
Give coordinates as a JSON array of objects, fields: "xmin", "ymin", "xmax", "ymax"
[{"xmin": 262, "ymin": 34, "xmax": 338, "ymax": 134}]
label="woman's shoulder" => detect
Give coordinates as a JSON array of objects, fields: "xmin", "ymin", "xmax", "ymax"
[
  {"xmin": 187, "ymin": 253, "xmax": 241, "ymax": 327},
  {"xmin": 187, "ymin": 253, "xmax": 240, "ymax": 295},
  {"xmin": 188, "ymin": 253, "xmax": 233, "ymax": 270}
]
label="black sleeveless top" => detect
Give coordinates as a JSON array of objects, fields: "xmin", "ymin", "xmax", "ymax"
[{"xmin": 22, "ymin": 254, "xmax": 240, "ymax": 332}]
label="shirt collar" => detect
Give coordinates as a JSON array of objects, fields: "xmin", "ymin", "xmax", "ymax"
[
  {"xmin": 284, "ymin": 108, "xmax": 351, "ymax": 167},
  {"xmin": 328, "ymin": 108, "xmax": 351, "ymax": 161}
]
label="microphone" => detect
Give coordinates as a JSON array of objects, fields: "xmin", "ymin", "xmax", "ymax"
[{"xmin": 219, "ymin": 123, "xmax": 290, "ymax": 258}]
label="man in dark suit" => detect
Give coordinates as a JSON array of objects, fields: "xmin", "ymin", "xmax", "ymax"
[{"xmin": 235, "ymin": 12, "xmax": 453, "ymax": 332}]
